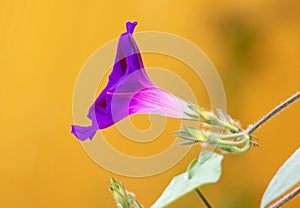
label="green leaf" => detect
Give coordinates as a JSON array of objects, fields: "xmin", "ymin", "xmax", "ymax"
[
  {"xmin": 151, "ymin": 151, "xmax": 223, "ymax": 208},
  {"xmin": 261, "ymin": 148, "xmax": 300, "ymax": 208}
]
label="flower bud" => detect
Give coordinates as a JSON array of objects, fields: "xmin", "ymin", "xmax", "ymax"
[
  {"xmin": 176, "ymin": 126, "xmax": 207, "ymax": 145},
  {"xmin": 186, "ymin": 104, "xmax": 213, "ymax": 123},
  {"xmin": 109, "ymin": 178, "xmax": 130, "ymax": 208}
]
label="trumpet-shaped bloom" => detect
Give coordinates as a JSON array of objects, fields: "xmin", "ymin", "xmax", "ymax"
[{"xmin": 71, "ymin": 21, "xmax": 191, "ymax": 141}]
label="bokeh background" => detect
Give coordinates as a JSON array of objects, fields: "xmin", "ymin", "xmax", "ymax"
[{"xmin": 1, "ymin": 0, "xmax": 300, "ymax": 207}]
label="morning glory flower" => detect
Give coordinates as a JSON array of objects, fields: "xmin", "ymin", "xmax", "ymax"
[{"xmin": 71, "ymin": 21, "xmax": 192, "ymax": 141}]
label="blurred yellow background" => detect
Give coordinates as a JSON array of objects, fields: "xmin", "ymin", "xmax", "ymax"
[{"xmin": 1, "ymin": 0, "xmax": 299, "ymax": 207}]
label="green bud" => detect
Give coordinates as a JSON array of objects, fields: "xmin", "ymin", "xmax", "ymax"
[
  {"xmin": 109, "ymin": 178, "xmax": 143, "ymax": 208},
  {"xmin": 176, "ymin": 126, "xmax": 207, "ymax": 144},
  {"xmin": 109, "ymin": 178, "xmax": 130, "ymax": 208},
  {"xmin": 187, "ymin": 104, "xmax": 213, "ymax": 123},
  {"xmin": 216, "ymin": 108, "xmax": 240, "ymax": 132},
  {"xmin": 175, "ymin": 130, "xmax": 195, "ymax": 141},
  {"xmin": 205, "ymin": 134, "xmax": 220, "ymax": 145},
  {"xmin": 110, "ymin": 177, "xmax": 118, "ymax": 190},
  {"xmin": 183, "ymin": 126, "xmax": 207, "ymax": 142},
  {"xmin": 110, "ymin": 188, "xmax": 130, "ymax": 208}
]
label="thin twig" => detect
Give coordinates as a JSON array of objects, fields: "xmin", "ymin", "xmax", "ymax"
[
  {"xmin": 195, "ymin": 188, "xmax": 212, "ymax": 208},
  {"xmin": 269, "ymin": 185, "xmax": 300, "ymax": 208},
  {"xmin": 208, "ymin": 93, "xmax": 300, "ymax": 140},
  {"xmin": 247, "ymin": 92, "xmax": 300, "ymax": 134},
  {"xmin": 135, "ymin": 199, "xmax": 144, "ymax": 208}
]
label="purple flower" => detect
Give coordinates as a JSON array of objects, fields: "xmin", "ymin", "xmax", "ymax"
[{"xmin": 71, "ymin": 21, "xmax": 191, "ymax": 141}]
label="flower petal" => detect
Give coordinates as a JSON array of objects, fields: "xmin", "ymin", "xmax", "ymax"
[{"xmin": 71, "ymin": 22, "xmax": 192, "ymax": 141}]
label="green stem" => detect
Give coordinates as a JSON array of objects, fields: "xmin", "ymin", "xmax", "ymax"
[
  {"xmin": 207, "ymin": 134, "xmax": 248, "ymax": 146},
  {"xmin": 219, "ymin": 131, "xmax": 247, "ymax": 140},
  {"xmin": 216, "ymin": 92, "xmax": 300, "ymax": 142},
  {"xmin": 195, "ymin": 188, "xmax": 212, "ymax": 208},
  {"xmin": 218, "ymin": 139, "xmax": 251, "ymax": 153},
  {"xmin": 218, "ymin": 136, "xmax": 248, "ymax": 146}
]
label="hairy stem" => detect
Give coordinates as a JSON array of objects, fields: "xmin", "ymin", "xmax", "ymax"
[
  {"xmin": 216, "ymin": 92, "xmax": 300, "ymax": 140},
  {"xmin": 269, "ymin": 185, "xmax": 300, "ymax": 208},
  {"xmin": 134, "ymin": 199, "xmax": 144, "ymax": 208},
  {"xmin": 247, "ymin": 92, "xmax": 300, "ymax": 134},
  {"xmin": 195, "ymin": 189, "xmax": 212, "ymax": 208}
]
